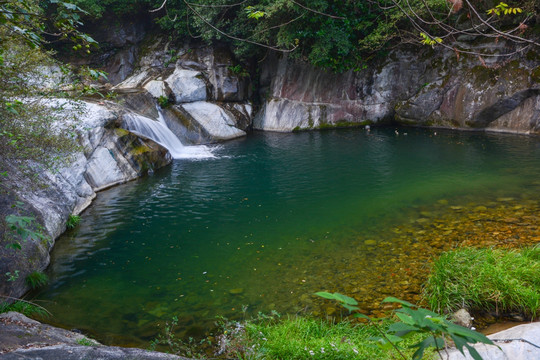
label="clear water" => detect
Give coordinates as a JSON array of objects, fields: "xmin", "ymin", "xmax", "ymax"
[{"xmin": 36, "ymin": 127, "xmax": 540, "ymax": 346}]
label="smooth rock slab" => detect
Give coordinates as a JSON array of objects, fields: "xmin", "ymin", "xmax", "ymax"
[
  {"xmin": 446, "ymin": 322, "xmax": 540, "ymax": 360},
  {"xmin": 0, "ymin": 345, "xmax": 186, "ymax": 360},
  {"xmin": 180, "ymin": 101, "xmax": 246, "ymax": 140},
  {"xmin": 84, "ymin": 146, "xmax": 125, "ymax": 190}
]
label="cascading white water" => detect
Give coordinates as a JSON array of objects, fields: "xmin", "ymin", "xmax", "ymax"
[{"xmin": 123, "ymin": 109, "xmax": 214, "ymax": 159}]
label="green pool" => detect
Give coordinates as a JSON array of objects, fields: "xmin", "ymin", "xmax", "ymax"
[{"xmin": 36, "ymin": 127, "xmax": 540, "ymax": 346}]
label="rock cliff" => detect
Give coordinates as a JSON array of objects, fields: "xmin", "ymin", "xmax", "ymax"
[
  {"xmin": 255, "ymin": 46, "xmax": 540, "ymax": 134},
  {"xmin": 0, "ymin": 101, "xmax": 171, "ymax": 299}
]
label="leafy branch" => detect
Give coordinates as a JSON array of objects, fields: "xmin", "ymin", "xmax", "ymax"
[{"xmin": 315, "ymin": 292, "xmax": 497, "ymax": 360}]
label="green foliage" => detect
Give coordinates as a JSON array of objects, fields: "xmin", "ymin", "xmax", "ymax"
[
  {"xmin": 487, "ymin": 2, "xmax": 522, "ymax": 16},
  {"xmin": 66, "ymin": 214, "xmax": 81, "ymax": 229},
  {"xmin": 67, "ymin": 0, "xmax": 146, "ymax": 18},
  {"xmin": 420, "ymin": 33, "xmax": 442, "ymax": 47},
  {"xmin": 0, "ymin": 300, "xmax": 50, "ymax": 318},
  {"xmin": 216, "ymin": 311, "xmax": 432, "ymax": 360},
  {"xmin": 228, "ymin": 64, "xmax": 249, "ymax": 78},
  {"xmin": 424, "ymin": 246, "xmax": 540, "ymax": 319},
  {"xmin": 157, "ymin": 95, "xmax": 171, "ymax": 108},
  {"xmin": 245, "ymin": 6, "xmax": 266, "ymax": 20},
  {"xmin": 4, "ymin": 211, "xmax": 49, "ymax": 248},
  {"xmin": 0, "ymin": 33, "xmax": 81, "ymax": 168},
  {"xmin": 26, "ymin": 271, "xmax": 49, "ymax": 289},
  {"xmin": 4, "ymin": 270, "xmax": 20, "ymax": 282},
  {"xmin": 76, "ymin": 337, "xmax": 98, "ymax": 346},
  {"xmin": 316, "ymin": 293, "xmax": 494, "ymax": 360},
  {"xmin": 0, "ymin": 0, "xmax": 99, "ymax": 169}
]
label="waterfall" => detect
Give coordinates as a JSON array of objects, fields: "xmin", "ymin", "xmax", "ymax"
[{"xmin": 123, "ymin": 109, "xmax": 214, "ymax": 159}]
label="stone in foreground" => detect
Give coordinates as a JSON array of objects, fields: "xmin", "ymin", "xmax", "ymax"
[{"xmin": 446, "ymin": 322, "xmax": 540, "ymax": 360}]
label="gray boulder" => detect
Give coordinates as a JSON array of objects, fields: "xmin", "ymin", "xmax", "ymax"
[
  {"xmin": 446, "ymin": 322, "xmax": 540, "ymax": 359},
  {"xmin": 0, "ymin": 312, "xmax": 187, "ymax": 360}
]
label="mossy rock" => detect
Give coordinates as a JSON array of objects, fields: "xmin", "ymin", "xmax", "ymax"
[{"xmin": 532, "ymin": 66, "xmax": 540, "ymax": 83}]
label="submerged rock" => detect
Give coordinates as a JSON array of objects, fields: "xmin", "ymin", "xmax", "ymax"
[{"xmin": 229, "ymin": 288, "xmax": 244, "ymax": 295}]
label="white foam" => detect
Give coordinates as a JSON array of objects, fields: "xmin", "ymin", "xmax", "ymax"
[{"xmin": 123, "ymin": 109, "xmax": 214, "ymax": 160}]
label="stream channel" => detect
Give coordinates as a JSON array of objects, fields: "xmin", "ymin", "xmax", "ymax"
[{"xmin": 35, "ymin": 127, "xmax": 540, "ymax": 347}]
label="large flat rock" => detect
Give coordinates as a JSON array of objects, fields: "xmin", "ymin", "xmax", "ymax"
[
  {"xmin": 0, "ymin": 312, "xmax": 187, "ymax": 360},
  {"xmin": 447, "ymin": 322, "xmax": 540, "ymax": 359}
]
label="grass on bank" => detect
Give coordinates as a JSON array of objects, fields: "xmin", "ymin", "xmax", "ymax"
[
  {"xmin": 0, "ymin": 299, "xmax": 50, "ymax": 318},
  {"xmin": 215, "ymin": 314, "xmax": 435, "ymax": 360},
  {"xmin": 424, "ymin": 246, "xmax": 540, "ymax": 319}
]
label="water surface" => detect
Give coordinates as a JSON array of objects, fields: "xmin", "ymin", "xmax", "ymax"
[{"xmin": 36, "ymin": 127, "xmax": 540, "ymax": 345}]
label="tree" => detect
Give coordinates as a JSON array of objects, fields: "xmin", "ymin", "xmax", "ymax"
[
  {"xmin": 143, "ymin": 0, "xmax": 539, "ymax": 71},
  {"xmin": 0, "ymin": 0, "xmax": 95, "ymax": 167}
]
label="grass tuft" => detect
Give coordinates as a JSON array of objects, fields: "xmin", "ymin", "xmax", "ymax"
[
  {"xmin": 26, "ymin": 271, "xmax": 49, "ymax": 289},
  {"xmin": 424, "ymin": 246, "xmax": 540, "ymax": 319},
  {"xmin": 0, "ymin": 300, "xmax": 50, "ymax": 318}
]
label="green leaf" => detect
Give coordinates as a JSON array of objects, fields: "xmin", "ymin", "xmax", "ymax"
[
  {"xmin": 5, "ymin": 242, "xmax": 22, "ymax": 250},
  {"xmin": 395, "ymin": 312, "xmax": 415, "ymax": 325},
  {"xmin": 382, "ymin": 297, "xmax": 415, "ymax": 308},
  {"xmin": 388, "ymin": 321, "xmax": 417, "ymax": 335},
  {"xmin": 465, "ymin": 343, "xmax": 485, "ymax": 360},
  {"xmin": 446, "ymin": 323, "xmax": 494, "ymax": 344},
  {"xmin": 333, "ymin": 292, "xmax": 358, "ymax": 305},
  {"xmin": 353, "ymin": 313, "xmax": 372, "ymax": 320},
  {"xmin": 314, "ymin": 291, "xmax": 336, "ymax": 300},
  {"xmin": 341, "ymin": 303, "xmax": 359, "ymax": 312}
]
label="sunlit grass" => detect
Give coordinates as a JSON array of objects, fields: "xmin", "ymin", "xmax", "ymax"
[
  {"xmin": 218, "ymin": 314, "xmax": 436, "ymax": 360},
  {"xmin": 424, "ymin": 245, "xmax": 540, "ymax": 319}
]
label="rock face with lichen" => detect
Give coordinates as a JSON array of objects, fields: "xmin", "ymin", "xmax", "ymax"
[
  {"xmin": 255, "ymin": 50, "xmax": 440, "ymax": 131},
  {"xmin": 0, "ymin": 101, "xmax": 171, "ymax": 299},
  {"xmin": 394, "ymin": 48, "xmax": 540, "ymax": 134},
  {"xmin": 255, "ymin": 46, "xmax": 540, "ymax": 134}
]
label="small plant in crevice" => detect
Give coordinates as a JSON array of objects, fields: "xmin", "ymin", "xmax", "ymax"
[
  {"xmin": 4, "ymin": 206, "xmax": 50, "ymax": 248},
  {"xmin": 315, "ymin": 292, "xmax": 496, "ymax": 360},
  {"xmin": 26, "ymin": 271, "xmax": 49, "ymax": 289},
  {"xmin": 76, "ymin": 337, "xmax": 98, "ymax": 346},
  {"xmin": 157, "ymin": 95, "xmax": 171, "ymax": 108},
  {"xmin": 228, "ymin": 64, "xmax": 249, "ymax": 78},
  {"xmin": 66, "ymin": 214, "xmax": 81, "ymax": 229}
]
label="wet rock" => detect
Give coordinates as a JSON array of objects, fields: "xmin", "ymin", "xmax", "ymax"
[{"xmin": 179, "ymin": 102, "xmax": 247, "ymax": 141}]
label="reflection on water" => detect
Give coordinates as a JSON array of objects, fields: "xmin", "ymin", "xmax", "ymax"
[{"xmin": 36, "ymin": 127, "xmax": 540, "ymax": 346}]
